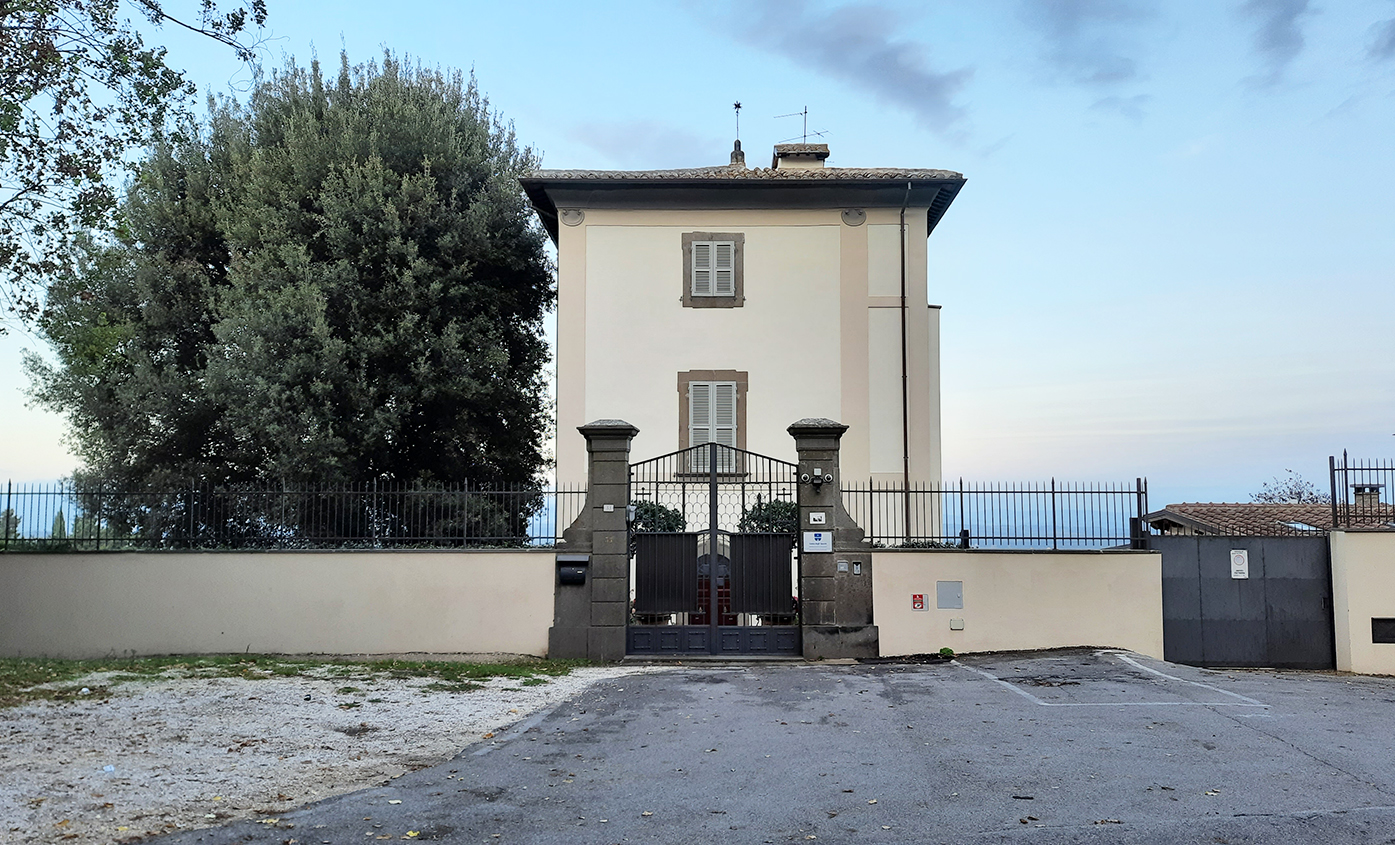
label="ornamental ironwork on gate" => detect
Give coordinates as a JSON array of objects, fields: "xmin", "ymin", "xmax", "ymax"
[{"xmin": 627, "ymin": 443, "xmax": 801, "ymax": 656}]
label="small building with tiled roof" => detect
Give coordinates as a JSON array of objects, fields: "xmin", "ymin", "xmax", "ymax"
[
  {"xmin": 1144, "ymin": 502, "xmax": 1335, "ymax": 536},
  {"xmin": 523, "ymin": 141, "xmax": 966, "ymax": 486},
  {"xmin": 1145, "ymin": 500, "xmax": 1395, "ymax": 536}
]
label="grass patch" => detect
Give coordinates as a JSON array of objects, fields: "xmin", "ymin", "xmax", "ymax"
[{"xmin": 0, "ymin": 655, "xmax": 588, "ymax": 709}]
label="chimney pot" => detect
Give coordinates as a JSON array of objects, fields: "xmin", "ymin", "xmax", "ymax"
[
  {"xmin": 730, "ymin": 139, "xmax": 745, "ymax": 168},
  {"xmin": 1353, "ymin": 483, "xmax": 1384, "ymax": 511}
]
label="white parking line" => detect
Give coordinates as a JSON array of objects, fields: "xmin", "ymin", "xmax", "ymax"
[
  {"xmin": 1103, "ymin": 650, "xmax": 1267, "ymax": 707},
  {"xmin": 953, "ymin": 652, "xmax": 1268, "ymax": 708}
]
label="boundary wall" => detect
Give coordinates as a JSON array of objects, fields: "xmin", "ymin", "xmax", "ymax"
[
  {"xmin": 873, "ymin": 549, "xmax": 1163, "ymax": 658},
  {"xmin": 0, "ymin": 550, "xmax": 554, "ymax": 659},
  {"xmin": 1330, "ymin": 530, "xmax": 1395, "ymax": 675}
]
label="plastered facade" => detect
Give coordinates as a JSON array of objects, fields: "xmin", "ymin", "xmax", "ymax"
[
  {"xmin": 555, "ymin": 207, "xmax": 940, "ymax": 484},
  {"xmin": 872, "ymin": 549, "xmax": 1164, "ymax": 658},
  {"xmin": 1330, "ymin": 530, "xmax": 1395, "ymax": 675},
  {"xmin": 0, "ymin": 550, "xmax": 556, "ymax": 658}
]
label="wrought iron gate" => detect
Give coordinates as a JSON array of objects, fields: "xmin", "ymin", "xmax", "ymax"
[{"xmin": 627, "ymin": 443, "xmax": 801, "ymax": 656}]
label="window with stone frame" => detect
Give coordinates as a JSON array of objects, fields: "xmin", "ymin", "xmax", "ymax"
[
  {"xmin": 678, "ymin": 370, "xmax": 748, "ymax": 472},
  {"xmin": 681, "ymin": 232, "xmax": 745, "ymax": 308}
]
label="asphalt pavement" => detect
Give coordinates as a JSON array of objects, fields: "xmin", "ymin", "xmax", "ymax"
[{"xmin": 156, "ymin": 649, "xmax": 1395, "ymax": 844}]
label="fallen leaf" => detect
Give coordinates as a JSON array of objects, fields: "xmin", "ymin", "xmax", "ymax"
[
  {"xmin": 867, "ymin": 799, "xmax": 878, "ymax": 805},
  {"xmin": 55, "ymin": 820, "xmax": 70, "ymax": 828},
  {"xmin": 406, "ymin": 832, "xmax": 419, "ymax": 838},
  {"xmin": 1094, "ymin": 819, "xmax": 1122, "ymax": 825},
  {"xmin": 641, "ymin": 811, "xmax": 653, "ymax": 817},
  {"xmin": 388, "ymin": 800, "xmax": 402, "ymax": 805},
  {"xmin": 482, "ymin": 732, "xmax": 495, "ymax": 739},
  {"xmin": 881, "ymin": 826, "xmax": 891, "ymax": 830}
]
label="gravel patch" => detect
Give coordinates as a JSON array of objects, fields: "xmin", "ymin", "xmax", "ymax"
[{"xmin": 0, "ymin": 665, "xmax": 651, "ymax": 844}]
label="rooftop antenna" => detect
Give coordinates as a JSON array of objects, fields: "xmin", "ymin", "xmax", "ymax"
[
  {"xmin": 774, "ymin": 106, "xmax": 829, "ymax": 144},
  {"xmin": 775, "ymin": 106, "xmax": 809, "ymax": 141},
  {"xmin": 734, "ymin": 101, "xmax": 741, "ymax": 141}
]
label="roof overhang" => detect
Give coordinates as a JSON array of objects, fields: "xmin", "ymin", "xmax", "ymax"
[
  {"xmin": 1142, "ymin": 509, "xmax": 1218, "ymax": 534},
  {"xmin": 520, "ymin": 174, "xmax": 965, "ymax": 244}
]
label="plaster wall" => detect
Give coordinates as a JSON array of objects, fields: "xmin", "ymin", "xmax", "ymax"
[
  {"xmin": 555, "ymin": 207, "xmax": 938, "ymax": 486},
  {"xmin": 873, "ymin": 550, "xmax": 1164, "ymax": 658},
  {"xmin": 0, "ymin": 551, "xmax": 555, "ymax": 658},
  {"xmin": 1330, "ymin": 530, "xmax": 1395, "ymax": 675}
]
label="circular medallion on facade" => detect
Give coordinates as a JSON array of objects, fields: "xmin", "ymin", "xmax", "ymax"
[
  {"xmin": 841, "ymin": 208, "xmax": 867, "ymax": 226},
  {"xmin": 560, "ymin": 209, "xmax": 586, "ymax": 226}
]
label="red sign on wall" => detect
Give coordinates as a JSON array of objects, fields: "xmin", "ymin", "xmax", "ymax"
[{"xmin": 911, "ymin": 593, "xmax": 926, "ymax": 611}]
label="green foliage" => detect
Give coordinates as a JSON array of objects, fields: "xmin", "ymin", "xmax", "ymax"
[
  {"xmin": 50, "ymin": 510, "xmax": 66, "ymax": 540},
  {"xmin": 28, "ymin": 52, "xmax": 555, "ymax": 494},
  {"xmin": 738, "ymin": 497, "xmax": 798, "ymax": 534},
  {"xmin": 631, "ymin": 499, "xmax": 687, "ymax": 533},
  {"xmin": 938, "ymin": 647, "xmax": 955, "ymax": 657},
  {"xmin": 0, "ymin": 653, "xmax": 583, "ymax": 708},
  {"xmin": 0, "ymin": 508, "xmax": 19, "ymax": 539},
  {"xmin": 897, "ymin": 539, "xmax": 959, "ymax": 549},
  {"xmin": 0, "ymin": 1, "xmax": 267, "ymax": 326}
]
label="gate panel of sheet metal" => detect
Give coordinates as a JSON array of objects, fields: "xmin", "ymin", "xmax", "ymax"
[
  {"xmin": 1153, "ymin": 535, "xmax": 1334, "ymax": 669},
  {"xmin": 729, "ymin": 533, "xmax": 797, "ymax": 615},
  {"xmin": 627, "ymin": 442, "xmax": 801, "ymax": 656},
  {"xmin": 633, "ymin": 533, "xmax": 699, "ymax": 613}
]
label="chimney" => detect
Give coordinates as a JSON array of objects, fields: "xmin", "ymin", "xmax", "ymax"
[
  {"xmin": 1353, "ymin": 483, "xmax": 1384, "ymax": 511},
  {"xmin": 730, "ymin": 139, "xmax": 746, "ymax": 168},
  {"xmin": 772, "ymin": 143, "xmax": 829, "ymax": 170}
]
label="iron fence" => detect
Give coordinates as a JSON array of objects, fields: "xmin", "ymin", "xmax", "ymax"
[
  {"xmin": 842, "ymin": 478, "xmax": 1148, "ymax": 549},
  {"xmin": 1329, "ymin": 454, "xmax": 1395, "ymax": 529},
  {"xmin": 0, "ymin": 480, "xmax": 586, "ymax": 550}
]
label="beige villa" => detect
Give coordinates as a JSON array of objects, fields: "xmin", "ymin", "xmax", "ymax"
[{"xmin": 522, "ymin": 142, "xmax": 966, "ymax": 486}]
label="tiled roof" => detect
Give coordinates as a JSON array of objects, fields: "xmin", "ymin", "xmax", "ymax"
[
  {"xmin": 1145, "ymin": 502, "xmax": 1395, "ymax": 535},
  {"xmin": 526, "ymin": 165, "xmax": 964, "ymax": 182},
  {"xmin": 774, "ymin": 143, "xmax": 830, "ymax": 154}
]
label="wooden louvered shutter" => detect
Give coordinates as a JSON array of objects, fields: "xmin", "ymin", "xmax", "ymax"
[
  {"xmin": 713, "ymin": 382, "xmax": 737, "ymax": 449},
  {"xmin": 689, "ymin": 381, "xmax": 738, "ymax": 471},
  {"xmin": 713, "ymin": 241, "xmax": 735, "ymax": 296},
  {"xmin": 689, "ymin": 382, "xmax": 712, "ymax": 448},
  {"xmin": 692, "ymin": 242, "xmax": 713, "ymax": 296}
]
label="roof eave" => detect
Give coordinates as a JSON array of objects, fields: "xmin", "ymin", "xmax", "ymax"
[{"xmin": 520, "ymin": 173, "xmax": 968, "ymax": 245}]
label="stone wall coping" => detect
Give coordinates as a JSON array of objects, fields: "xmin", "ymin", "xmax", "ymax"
[
  {"xmin": 0, "ymin": 548, "xmax": 560, "ymax": 557},
  {"xmin": 871, "ymin": 547, "xmax": 1157, "ymax": 555},
  {"xmin": 578, "ymin": 419, "xmax": 639, "ymax": 437}
]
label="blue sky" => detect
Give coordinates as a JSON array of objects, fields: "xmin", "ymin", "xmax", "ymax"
[{"xmin": 3, "ymin": 0, "xmax": 1394, "ymax": 507}]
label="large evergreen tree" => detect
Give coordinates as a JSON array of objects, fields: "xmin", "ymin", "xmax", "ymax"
[
  {"xmin": 28, "ymin": 52, "xmax": 554, "ymax": 490},
  {"xmin": 0, "ymin": 0, "xmax": 267, "ymax": 327}
]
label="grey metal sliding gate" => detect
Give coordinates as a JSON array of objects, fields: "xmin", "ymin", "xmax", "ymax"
[{"xmin": 627, "ymin": 443, "xmax": 800, "ymax": 656}]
